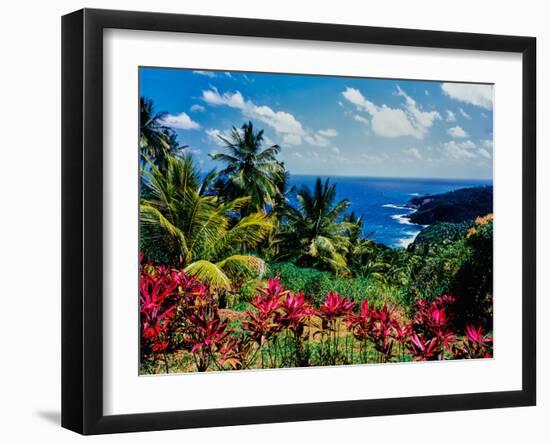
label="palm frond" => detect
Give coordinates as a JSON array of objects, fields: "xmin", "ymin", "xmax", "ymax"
[
  {"xmin": 213, "ymin": 212, "xmax": 274, "ymax": 257},
  {"xmin": 184, "ymin": 260, "xmax": 231, "ymax": 290},
  {"xmin": 140, "ymin": 203, "xmax": 189, "ymax": 259},
  {"xmin": 217, "ymin": 255, "xmax": 267, "ymax": 278},
  {"xmin": 308, "ymin": 235, "xmax": 349, "ymax": 272}
]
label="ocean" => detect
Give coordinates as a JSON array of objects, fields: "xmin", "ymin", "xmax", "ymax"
[{"xmin": 288, "ymin": 175, "xmax": 493, "ymax": 248}]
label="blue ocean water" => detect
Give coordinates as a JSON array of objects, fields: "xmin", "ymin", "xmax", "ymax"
[{"xmin": 288, "ymin": 175, "xmax": 493, "ymax": 248}]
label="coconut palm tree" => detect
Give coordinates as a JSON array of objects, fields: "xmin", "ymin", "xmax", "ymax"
[
  {"xmin": 210, "ymin": 121, "xmax": 284, "ymax": 213},
  {"xmin": 140, "ymin": 154, "xmax": 273, "ymax": 290},
  {"xmin": 262, "ymin": 168, "xmax": 292, "ymax": 259},
  {"xmin": 278, "ymin": 178, "xmax": 353, "ymax": 273},
  {"xmin": 140, "ymin": 96, "xmax": 186, "ymax": 171}
]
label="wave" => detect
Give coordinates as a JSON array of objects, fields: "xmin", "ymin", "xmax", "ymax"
[
  {"xmin": 409, "ymin": 192, "xmax": 422, "ymax": 196},
  {"xmin": 395, "ymin": 230, "xmax": 421, "ymax": 248},
  {"xmin": 391, "ymin": 213, "xmax": 415, "ymax": 225},
  {"xmin": 382, "ymin": 204, "xmax": 415, "ymax": 211}
]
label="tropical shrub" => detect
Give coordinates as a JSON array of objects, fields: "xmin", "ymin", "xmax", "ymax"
[
  {"xmin": 268, "ymin": 261, "xmax": 405, "ymax": 307},
  {"xmin": 405, "ymin": 216, "xmax": 493, "ymax": 330},
  {"xmin": 450, "ymin": 216, "xmax": 493, "ymax": 329},
  {"xmin": 409, "ymin": 295, "xmax": 458, "ymax": 360},
  {"xmin": 140, "ymin": 154, "xmax": 273, "ymax": 290},
  {"xmin": 411, "ymin": 221, "xmax": 472, "ymax": 247},
  {"xmin": 140, "ymin": 258, "xmax": 493, "ymax": 374}
]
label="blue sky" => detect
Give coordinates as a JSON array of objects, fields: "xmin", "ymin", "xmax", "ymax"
[{"xmin": 139, "ymin": 67, "xmax": 493, "ymax": 179}]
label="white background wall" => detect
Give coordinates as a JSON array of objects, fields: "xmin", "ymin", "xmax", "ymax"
[{"xmin": 0, "ymin": 0, "xmax": 546, "ymax": 441}]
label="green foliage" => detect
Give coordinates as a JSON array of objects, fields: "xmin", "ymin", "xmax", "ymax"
[
  {"xmin": 140, "ymin": 96, "xmax": 185, "ymax": 171},
  {"xmin": 411, "ymin": 221, "xmax": 471, "ymax": 246},
  {"xmin": 140, "ymin": 154, "xmax": 273, "ymax": 289},
  {"xmin": 451, "ymin": 219, "xmax": 493, "ymax": 328},
  {"xmin": 268, "ymin": 262, "xmax": 405, "ymax": 307},
  {"xmin": 408, "ymin": 186, "xmax": 493, "ymax": 225},
  {"xmin": 137, "ymin": 102, "xmax": 493, "ymax": 332},
  {"xmin": 267, "ymin": 262, "xmax": 327, "ymax": 297},
  {"xmin": 277, "ymin": 178, "xmax": 353, "ymax": 273},
  {"xmin": 209, "ymin": 121, "xmax": 284, "ymax": 213},
  {"xmin": 404, "ymin": 218, "xmax": 493, "ymax": 329},
  {"xmin": 405, "ymin": 239, "xmax": 469, "ymax": 305},
  {"xmin": 225, "ymin": 278, "xmax": 260, "ymax": 310}
]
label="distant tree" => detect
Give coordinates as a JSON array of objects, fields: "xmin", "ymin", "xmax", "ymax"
[
  {"xmin": 140, "ymin": 96, "xmax": 186, "ymax": 171},
  {"xmin": 278, "ymin": 178, "xmax": 353, "ymax": 273},
  {"xmin": 210, "ymin": 121, "xmax": 284, "ymax": 214}
]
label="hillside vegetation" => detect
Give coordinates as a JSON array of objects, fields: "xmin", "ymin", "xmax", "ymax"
[
  {"xmin": 406, "ymin": 186, "xmax": 493, "ymax": 225},
  {"xmin": 138, "ymin": 97, "xmax": 494, "ymax": 373}
]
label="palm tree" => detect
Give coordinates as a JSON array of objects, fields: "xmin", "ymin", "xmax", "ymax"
[
  {"xmin": 278, "ymin": 178, "xmax": 353, "ymax": 273},
  {"xmin": 210, "ymin": 121, "xmax": 284, "ymax": 213},
  {"xmin": 140, "ymin": 96, "xmax": 186, "ymax": 171},
  {"xmin": 271, "ymin": 168, "xmax": 292, "ymax": 219},
  {"xmin": 140, "ymin": 154, "xmax": 273, "ymax": 290},
  {"xmin": 262, "ymin": 168, "xmax": 292, "ymax": 259}
]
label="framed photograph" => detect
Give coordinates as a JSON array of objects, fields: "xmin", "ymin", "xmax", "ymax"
[{"xmin": 62, "ymin": 8, "xmax": 536, "ymax": 434}]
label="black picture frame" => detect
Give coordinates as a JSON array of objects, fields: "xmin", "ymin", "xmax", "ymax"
[{"xmin": 62, "ymin": 8, "xmax": 536, "ymax": 435}]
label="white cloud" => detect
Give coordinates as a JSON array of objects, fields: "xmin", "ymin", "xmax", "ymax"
[
  {"xmin": 263, "ymin": 134, "xmax": 277, "ymax": 147},
  {"xmin": 304, "ymin": 133, "xmax": 330, "ymax": 147},
  {"xmin": 202, "ymin": 89, "xmax": 246, "ymax": 108},
  {"xmin": 404, "ymin": 147, "xmax": 422, "ymax": 160},
  {"xmin": 447, "ymin": 125, "xmax": 468, "ymax": 138},
  {"xmin": 331, "ymin": 146, "xmax": 341, "ymax": 154},
  {"xmin": 342, "ymin": 87, "xmax": 378, "ymax": 114},
  {"xmin": 206, "ymin": 127, "xmax": 250, "ymax": 148},
  {"xmin": 353, "ymin": 114, "xmax": 370, "ymax": 125},
  {"xmin": 372, "ymin": 107, "xmax": 423, "ymax": 138},
  {"xmin": 342, "ymin": 86, "xmax": 440, "ymax": 139},
  {"xmin": 161, "ymin": 112, "xmax": 200, "ymax": 130},
  {"xmin": 479, "ymin": 148, "xmax": 491, "ymax": 159},
  {"xmin": 193, "ymin": 70, "xmax": 217, "ymax": 78},
  {"xmin": 283, "ymin": 134, "xmax": 303, "ymax": 146},
  {"xmin": 205, "ymin": 128, "xmax": 231, "ymax": 147},
  {"xmin": 446, "ymin": 110, "xmax": 457, "ymax": 122},
  {"xmin": 190, "ymin": 104, "xmax": 205, "ymax": 112},
  {"xmin": 443, "ymin": 140, "xmax": 477, "ymax": 160},
  {"xmin": 318, "ymin": 128, "xmax": 338, "ymax": 137},
  {"xmin": 441, "ymin": 83, "xmax": 493, "ymax": 110},
  {"xmin": 459, "ymin": 108, "xmax": 471, "ymax": 120},
  {"xmin": 202, "ymin": 88, "xmax": 305, "ymax": 145},
  {"xmin": 443, "ymin": 139, "xmax": 491, "ymax": 161},
  {"xmin": 292, "ymin": 152, "xmax": 304, "ymax": 159},
  {"xmin": 304, "ymin": 128, "xmax": 339, "ymax": 147},
  {"xmin": 477, "ymin": 139, "xmax": 493, "ymax": 159},
  {"xmin": 395, "ymin": 85, "xmax": 441, "ymax": 129},
  {"xmin": 250, "ymin": 105, "xmax": 304, "ymax": 142}
]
